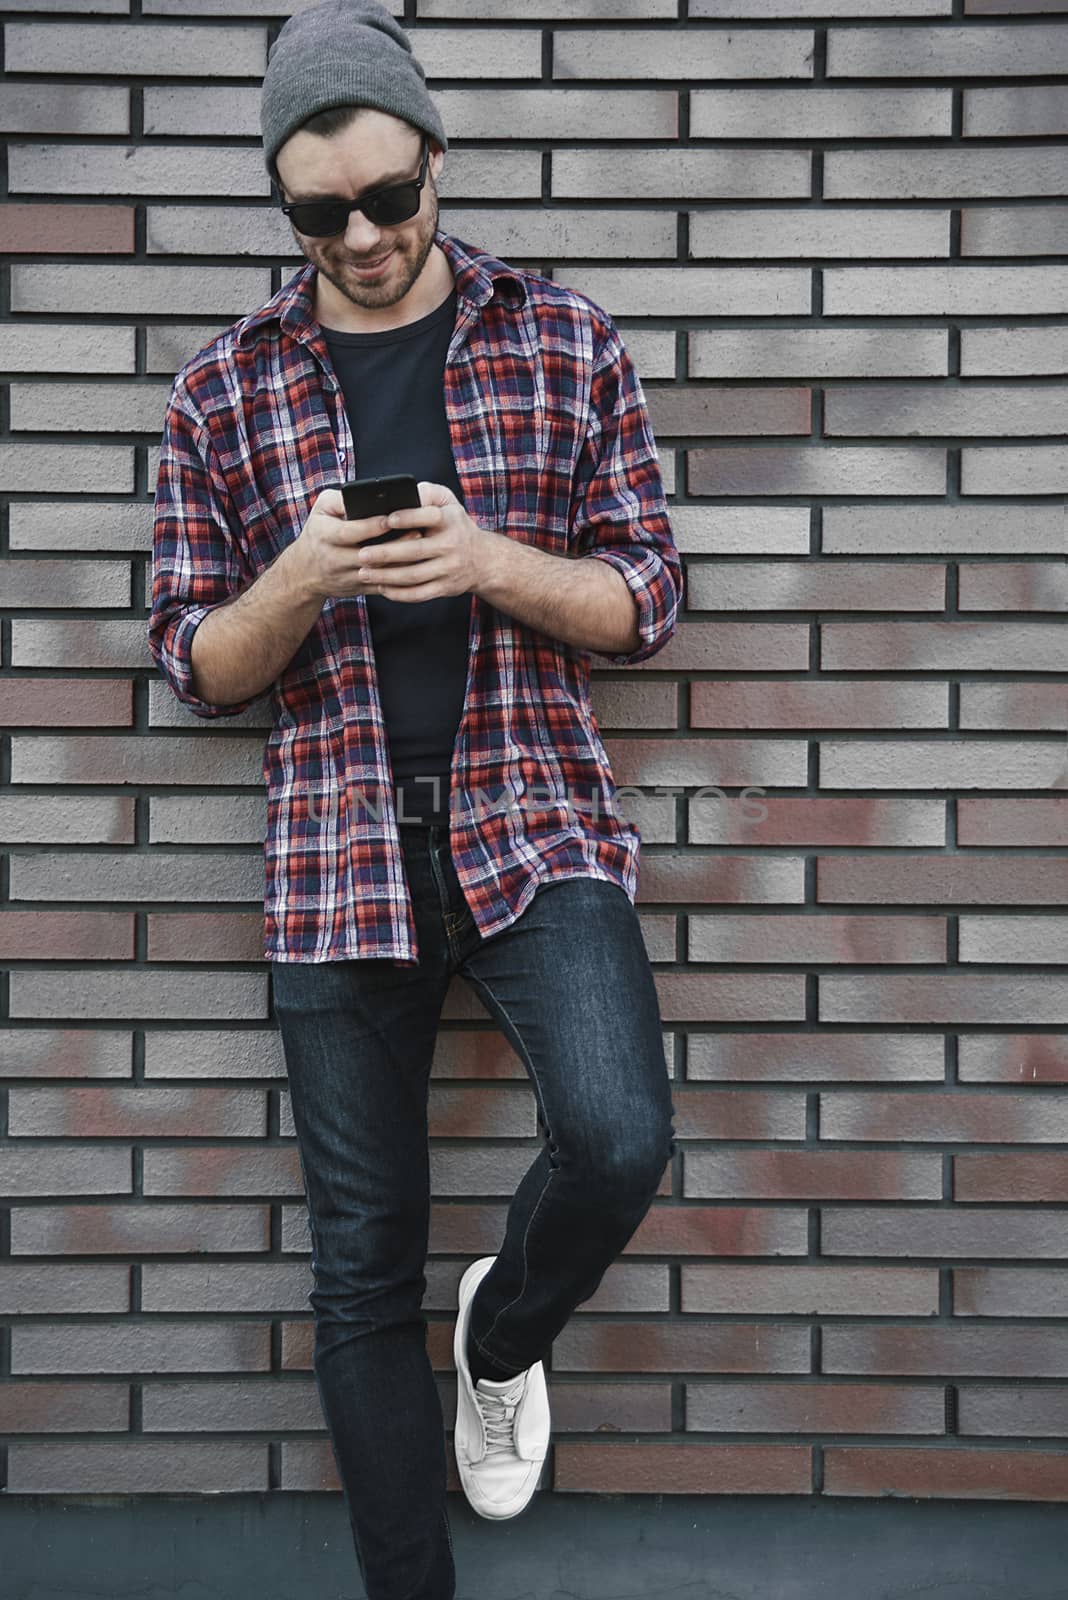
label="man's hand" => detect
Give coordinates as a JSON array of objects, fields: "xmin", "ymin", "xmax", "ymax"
[
  {"xmin": 288, "ymin": 485, "xmax": 435, "ymax": 604},
  {"xmin": 352, "ymin": 481, "xmax": 501, "ymax": 602}
]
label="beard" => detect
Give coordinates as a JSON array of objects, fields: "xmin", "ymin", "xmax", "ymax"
[{"xmin": 295, "ymin": 181, "xmax": 440, "ymax": 312}]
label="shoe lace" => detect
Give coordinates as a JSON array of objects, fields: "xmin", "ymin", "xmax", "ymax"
[{"xmin": 476, "ymin": 1378, "xmax": 525, "ymax": 1453}]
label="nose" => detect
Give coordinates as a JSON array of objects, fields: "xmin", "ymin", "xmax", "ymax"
[{"xmin": 342, "ymin": 207, "xmax": 386, "ymax": 255}]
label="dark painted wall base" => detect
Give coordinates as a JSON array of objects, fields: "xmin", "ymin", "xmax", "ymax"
[{"xmin": 2, "ymin": 1491, "xmax": 1066, "ymax": 1600}]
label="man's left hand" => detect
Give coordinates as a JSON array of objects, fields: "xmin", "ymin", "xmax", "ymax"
[{"xmin": 355, "ymin": 480, "xmax": 500, "ymax": 602}]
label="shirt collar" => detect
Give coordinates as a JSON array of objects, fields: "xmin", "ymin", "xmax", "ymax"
[{"xmin": 233, "ymin": 229, "xmax": 527, "ymax": 350}]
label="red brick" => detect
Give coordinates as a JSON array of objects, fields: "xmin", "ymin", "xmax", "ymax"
[
  {"xmin": 0, "ymin": 204, "xmax": 135, "ymax": 253},
  {"xmin": 0, "ymin": 678, "xmax": 133, "ymax": 726},
  {"xmin": 0, "ymin": 912, "xmax": 133, "ymax": 961}
]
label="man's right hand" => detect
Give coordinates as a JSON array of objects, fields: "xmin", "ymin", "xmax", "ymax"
[{"xmin": 289, "ymin": 487, "xmax": 426, "ymax": 602}]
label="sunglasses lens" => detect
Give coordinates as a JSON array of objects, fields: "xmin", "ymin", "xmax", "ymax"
[
  {"xmin": 364, "ymin": 184, "xmax": 420, "ymax": 226},
  {"xmin": 290, "ymin": 203, "xmax": 349, "ymax": 236}
]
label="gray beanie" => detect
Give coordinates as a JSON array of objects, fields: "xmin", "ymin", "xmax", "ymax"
[{"xmin": 261, "ymin": 0, "xmax": 448, "ymax": 178}]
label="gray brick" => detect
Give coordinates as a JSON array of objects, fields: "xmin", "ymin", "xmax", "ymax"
[
  {"xmin": 0, "ymin": 1145, "xmax": 131, "ymax": 1198},
  {"xmin": 144, "ymin": 323, "xmax": 234, "ymax": 374},
  {"xmin": 964, "ymin": 85, "xmax": 1068, "ymax": 138},
  {"xmin": 827, "ymin": 24, "xmax": 1068, "ymax": 77},
  {"xmin": 668, "ymin": 505, "xmax": 809, "ymax": 555},
  {"xmin": 142, "ymin": 1374, "xmax": 308, "ymax": 1427},
  {"xmin": 411, "ymin": 26, "xmax": 541, "ymax": 77},
  {"xmin": 590, "ymin": 679, "xmax": 678, "ymax": 730},
  {"xmin": 413, "ymin": 147, "xmax": 544, "ymax": 198},
  {"xmin": 280, "ymin": 1206, "xmax": 311, "ymax": 1254},
  {"xmin": 440, "ymin": 207, "xmax": 677, "ymax": 259},
  {"xmin": 0, "ymin": 1263, "xmax": 128, "ymax": 1316},
  {"xmin": 688, "ymin": 446, "xmax": 945, "ymax": 497},
  {"xmin": 960, "ymin": 561, "xmax": 1067, "ymax": 612},
  {"xmin": 143, "ymin": 0, "xmax": 397, "ymax": 10},
  {"xmin": 4, "ymin": 22, "xmax": 266, "ymax": 77},
  {"xmin": 0, "ymin": 796, "xmax": 133, "ymax": 846},
  {"xmin": 143, "ymin": 1152, "xmax": 298, "ymax": 1203},
  {"xmin": 822, "ymin": 622, "xmax": 1067, "ymax": 671},
  {"xmin": 432, "ymin": 1147, "xmax": 541, "ymax": 1196},
  {"xmin": 11, "ymin": 1312, "xmax": 267, "ymax": 1376},
  {"xmin": 433, "ymin": 88, "xmax": 676, "ymax": 140},
  {"xmin": 687, "ymin": 561, "xmax": 942, "ymax": 612},
  {"xmin": 558, "ymin": 268, "xmax": 809, "ymax": 318},
  {"xmin": 825, "ymin": 148, "xmax": 1066, "ymax": 199},
  {"xmin": 10, "ymin": 263, "xmax": 271, "ymax": 315},
  {"xmin": 959, "ymin": 1037, "xmax": 1068, "ymax": 1085},
  {"xmin": 9, "ymin": 502, "xmax": 152, "ymax": 553},
  {"xmin": 0, "ymin": 1027, "xmax": 132, "ymax": 1080},
  {"xmin": 823, "ymin": 266, "xmax": 1068, "ymax": 316},
  {"xmin": 691, "ymin": 87, "xmax": 949, "ymax": 139},
  {"xmin": 9, "ymin": 734, "xmax": 265, "ymax": 785},
  {"xmin": 960, "ymin": 917, "xmax": 1068, "ymax": 966},
  {"xmin": 961, "ymin": 683, "xmax": 1068, "ymax": 733},
  {"xmin": 689, "ymin": 208, "xmax": 948, "ymax": 260},
  {"xmin": 143, "ymin": 1028, "xmax": 284, "ymax": 1080},
  {"xmin": 146, "ymin": 204, "xmax": 290, "ymax": 256},
  {"xmin": 11, "ymin": 620, "xmax": 154, "ymax": 668},
  {"xmin": 822, "ymin": 739, "xmax": 1063, "ymax": 791},
  {"xmin": 961, "ymin": 206, "xmax": 1068, "ymax": 257},
  {"xmin": 420, "ymin": 0, "xmax": 674, "ymax": 13},
  {"xmin": 823, "ymin": 504, "xmax": 1066, "ymax": 555},
  {"xmin": 648, "ymin": 385, "xmax": 809, "ymax": 437},
  {"xmin": 149, "ymin": 796, "xmax": 267, "ymax": 847},
  {"xmin": 0, "ymin": 83, "xmax": 128, "ymax": 135},
  {"xmin": 4, "ymin": 0, "xmax": 127, "ymax": 9},
  {"xmin": 0, "ymin": 444, "xmax": 132, "ymax": 495},
  {"xmin": 143, "ymin": 85, "xmax": 259, "ymax": 136},
  {"xmin": 616, "ymin": 329, "xmax": 676, "ymax": 380},
  {"xmin": 825, "ymin": 384, "xmax": 1068, "ymax": 437},
  {"xmin": 962, "ymin": 447, "xmax": 1068, "ymax": 496},
  {"xmin": 10, "ymin": 852, "xmax": 263, "ymax": 904},
  {"xmin": 690, "ymin": 329, "xmax": 947, "ymax": 379},
  {"xmin": 960, "ymin": 327, "xmax": 1068, "ymax": 379},
  {"xmin": 554, "ymin": 27, "xmax": 815, "ymax": 80},
  {"xmin": 553, "ymin": 148, "xmax": 808, "ymax": 201},
  {"xmin": 11, "ymin": 382, "xmax": 172, "ymax": 434},
  {"xmin": 0, "ymin": 324, "xmax": 136, "ymax": 374},
  {"xmin": 11, "ymin": 1085, "xmax": 265, "ymax": 1141},
  {"xmin": 3, "ymin": 559, "xmax": 130, "ymax": 608},
  {"xmin": 148, "ymin": 680, "xmax": 271, "ymax": 730},
  {"xmin": 694, "ymin": 0, "xmax": 950, "ymax": 11},
  {"xmin": 8, "ymin": 971, "xmax": 267, "ymax": 1022},
  {"xmin": 7, "ymin": 1439, "xmax": 267, "ymax": 1494},
  {"xmin": 10, "ymin": 144, "xmax": 268, "ymax": 198},
  {"xmin": 141, "ymin": 1267, "xmax": 303, "ymax": 1318}
]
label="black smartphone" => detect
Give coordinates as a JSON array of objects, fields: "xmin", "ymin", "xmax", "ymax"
[{"xmin": 339, "ymin": 474, "xmax": 423, "ymax": 548}]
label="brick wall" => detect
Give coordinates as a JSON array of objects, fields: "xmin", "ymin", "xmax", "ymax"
[{"xmin": 2, "ymin": 0, "xmax": 1067, "ymax": 1511}]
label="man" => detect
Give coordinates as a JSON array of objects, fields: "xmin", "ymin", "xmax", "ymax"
[{"xmin": 148, "ymin": 2, "xmax": 681, "ymax": 1595}]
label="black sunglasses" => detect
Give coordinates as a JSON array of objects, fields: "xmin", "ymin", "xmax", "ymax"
[{"xmin": 278, "ymin": 137, "xmax": 431, "ymax": 238}]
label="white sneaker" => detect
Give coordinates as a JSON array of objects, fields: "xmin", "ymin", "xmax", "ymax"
[{"xmin": 452, "ymin": 1255, "xmax": 550, "ymax": 1520}]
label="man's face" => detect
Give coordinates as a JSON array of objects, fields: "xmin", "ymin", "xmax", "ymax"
[{"xmin": 275, "ymin": 109, "xmax": 443, "ymax": 312}]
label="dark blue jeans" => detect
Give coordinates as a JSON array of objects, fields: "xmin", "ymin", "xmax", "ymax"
[{"xmin": 270, "ymin": 819, "xmax": 677, "ymax": 1600}]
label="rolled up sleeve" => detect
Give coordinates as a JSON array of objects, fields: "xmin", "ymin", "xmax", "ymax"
[
  {"xmin": 569, "ymin": 317, "xmax": 683, "ymax": 666},
  {"xmin": 148, "ymin": 385, "xmax": 256, "ymax": 719}
]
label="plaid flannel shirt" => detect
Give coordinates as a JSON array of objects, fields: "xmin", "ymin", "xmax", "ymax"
[{"xmin": 148, "ymin": 230, "xmax": 682, "ymax": 965}]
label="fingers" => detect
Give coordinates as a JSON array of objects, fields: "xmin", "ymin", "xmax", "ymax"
[
  {"xmin": 417, "ymin": 479, "xmax": 456, "ymax": 507},
  {"xmin": 315, "ymin": 487, "xmax": 348, "ymax": 519},
  {"xmin": 382, "ymin": 504, "xmax": 442, "ymax": 534}
]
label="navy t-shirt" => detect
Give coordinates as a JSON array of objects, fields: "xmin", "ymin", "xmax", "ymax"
[{"xmin": 322, "ymin": 288, "xmax": 471, "ymax": 826}]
